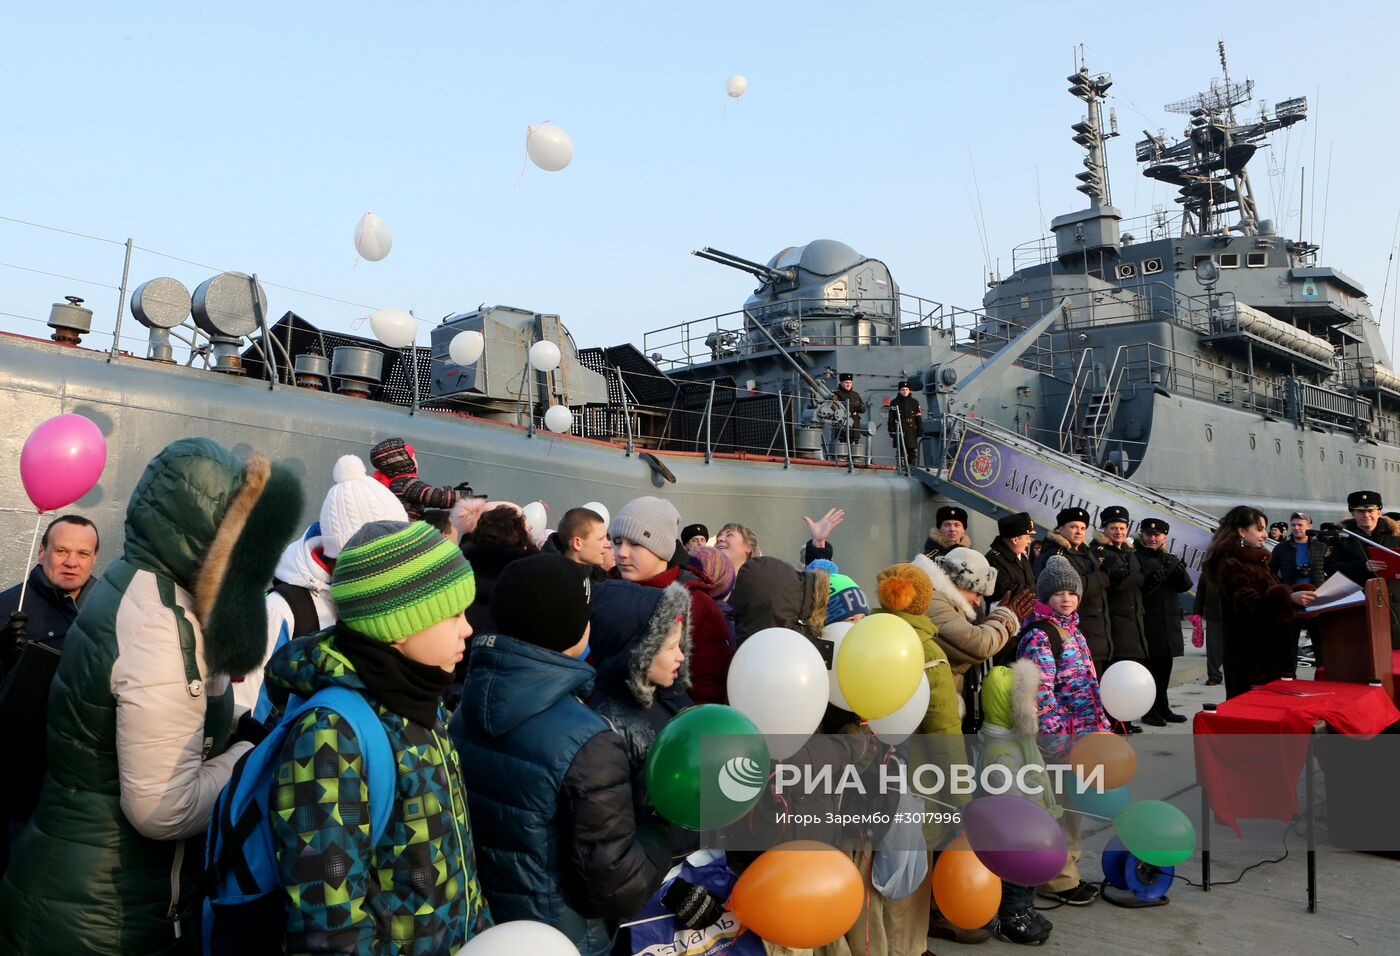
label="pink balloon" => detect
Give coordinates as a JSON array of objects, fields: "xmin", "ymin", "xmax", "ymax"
[{"xmin": 20, "ymin": 414, "xmax": 107, "ymax": 512}]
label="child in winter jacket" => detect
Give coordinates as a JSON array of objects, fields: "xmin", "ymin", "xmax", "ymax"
[
  {"xmin": 450, "ymin": 554, "xmax": 667, "ymax": 956},
  {"xmin": 977, "ymin": 664, "xmax": 1061, "ymax": 945},
  {"xmin": 1015, "ymin": 553, "xmax": 1112, "ymax": 909},
  {"xmin": 370, "ymin": 437, "xmax": 462, "ymax": 520},
  {"xmin": 264, "ymin": 519, "xmax": 490, "ymax": 954}
]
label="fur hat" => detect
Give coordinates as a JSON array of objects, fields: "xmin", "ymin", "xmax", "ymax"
[
  {"xmin": 611, "ymin": 496, "xmax": 682, "ymax": 562},
  {"xmin": 1140, "ymin": 517, "xmax": 1169, "ymax": 535},
  {"xmin": 369, "ymin": 437, "xmax": 416, "ymax": 477},
  {"xmin": 936, "ymin": 505, "xmax": 969, "ymax": 527},
  {"xmin": 998, "ymin": 512, "xmax": 1036, "ymax": 539},
  {"xmin": 876, "ymin": 563, "xmax": 934, "ymax": 615},
  {"xmin": 1349, "ymin": 490, "xmax": 1383, "ymax": 510},
  {"xmin": 1036, "ymin": 554, "xmax": 1083, "ymax": 602},
  {"xmin": 1057, "ymin": 507, "xmax": 1091, "ymax": 527},
  {"xmin": 935, "ymin": 547, "xmax": 998, "ymax": 597},
  {"xmin": 319, "ymin": 455, "xmax": 410, "ymax": 558},
  {"xmin": 681, "ymin": 523, "xmax": 709, "ymax": 544},
  {"xmin": 1101, "ymin": 505, "xmax": 1130, "ymax": 527}
]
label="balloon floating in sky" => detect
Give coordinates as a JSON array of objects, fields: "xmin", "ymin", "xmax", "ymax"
[
  {"xmin": 543, "ymin": 404, "xmax": 573, "ymax": 434},
  {"xmin": 353, "ymin": 211, "xmax": 392, "ymax": 261},
  {"xmin": 526, "ymin": 123, "xmax": 573, "ymax": 172},
  {"xmin": 726, "ymin": 74, "xmax": 748, "ymax": 98},
  {"xmin": 449, "ymin": 330, "xmax": 485, "ymax": 366},
  {"xmin": 529, "ymin": 340, "xmax": 561, "ymax": 372},
  {"xmin": 369, "ymin": 308, "xmax": 416, "ymax": 348}
]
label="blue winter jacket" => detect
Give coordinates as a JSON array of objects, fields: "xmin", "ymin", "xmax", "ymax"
[{"xmin": 449, "ymin": 633, "xmax": 666, "ymax": 956}]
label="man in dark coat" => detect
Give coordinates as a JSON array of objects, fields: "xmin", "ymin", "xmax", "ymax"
[
  {"xmin": 830, "ymin": 373, "xmax": 867, "ymax": 453},
  {"xmin": 887, "ymin": 380, "xmax": 923, "ymax": 467},
  {"xmin": 986, "ymin": 512, "xmax": 1036, "ymax": 612},
  {"xmin": 0, "ymin": 515, "xmax": 100, "ymax": 662},
  {"xmin": 924, "ymin": 505, "xmax": 972, "ymax": 560},
  {"xmin": 1269, "ymin": 511, "xmax": 1326, "ymax": 675},
  {"xmin": 1135, "ymin": 518, "xmax": 1193, "ymax": 725},
  {"xmin": 1325, "ymin": 490, "xmax": 1400, "ymax": 650},
  {"xmin": 1093, "ymin": 506, "xmax": 1149, "ymax": 733},
  {"xmin": 1035, "ymin": 506, "xmax": 1113, "ymax": 676}
]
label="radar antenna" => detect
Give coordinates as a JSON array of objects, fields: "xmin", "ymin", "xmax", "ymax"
[
  {"xmin": 1065, "ymin": 65, "xmax": 1118, "ymax": 209},
  {"xmin": 1134, "ymin": 41, "xmax": 1306, "ymax": 237}
]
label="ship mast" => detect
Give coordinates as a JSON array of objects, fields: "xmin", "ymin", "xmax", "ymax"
[{"xmin": 1067, "ymin": 51, "xmax": 1119, "ymax": 210}]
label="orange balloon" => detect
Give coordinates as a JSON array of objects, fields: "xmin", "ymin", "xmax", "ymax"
[
  {"xmin": 729, "ymin": 840, "xmax": 864, "ymax": 948},
  {"xmin": 932, "ymin": 835, "xmax": 1002, "ymax": 930},
  {"xmin": 1068, "ymin": 731, "xmax": 1138, "ymax": 791}
]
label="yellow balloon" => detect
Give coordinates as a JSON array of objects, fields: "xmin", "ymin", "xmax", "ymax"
[{"xmin": 835, "ymin": 614, "xmax": 924, "ymax": 719}]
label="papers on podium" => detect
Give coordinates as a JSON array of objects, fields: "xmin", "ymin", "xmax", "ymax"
[{"xmin": 1301, "ymin": 573, "xmax": 1364, "ymax": 615}]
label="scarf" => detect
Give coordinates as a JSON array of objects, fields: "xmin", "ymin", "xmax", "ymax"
[{"xmin": 335, "ymin": 625, "xmax": 452, "ymax": 727}]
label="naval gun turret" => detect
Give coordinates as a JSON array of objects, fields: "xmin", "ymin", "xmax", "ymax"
[{"xmin": 694, "ymin": 240, "xmax": 899, "ymax": 356}]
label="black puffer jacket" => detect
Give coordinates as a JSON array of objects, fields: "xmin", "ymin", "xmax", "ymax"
[
  {"xmin": 1326, "ymin": 516, "xmax": 1400, "ymax": 649},
  {"xmin": 1035, "ymin": 531, "xmax": 1112, "ymax": 661},
  {"xmin": 985, "ymin": 538, "xmax": 1035, "ymax": 605},
  {"xmin": 460, "ymin": 541, "xmax": 535, "ymax": 635},
  {"xmin": 1135, "ymin": 538, "xmax": 1194, "ymax": 658},
  {"xmin": 1093, "ymin": 533, "xmax": 1149, "ymax": 662},
  {"xmin": 731, "ymin": 556, "xmax": 828, "ymax": 644},
  {"xmin": 586, "ymin": 581, "xmax": 693, "ymax": 817}
]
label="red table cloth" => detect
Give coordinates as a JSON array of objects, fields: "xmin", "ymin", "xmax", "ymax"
[{"xmin": 1193, "ymin": 679, "xmax": 1400, "ymax": 835}]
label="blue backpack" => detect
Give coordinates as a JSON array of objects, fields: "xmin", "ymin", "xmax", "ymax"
[{"xmin": 201, "ymin": 685, "xmax": 396, "ymax": 955}]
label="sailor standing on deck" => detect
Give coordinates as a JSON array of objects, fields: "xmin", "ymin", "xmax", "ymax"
[
  {"xmin": 829, "ymin": 372, "xmax": 867, "ymax": 454},
  {"xmin": 888, "ymin": 379, "xmax": 923, "ymax": 468},
  {"xmin": 1325, "ymin": 490, "xmax": 1400, "ymax": 649}
]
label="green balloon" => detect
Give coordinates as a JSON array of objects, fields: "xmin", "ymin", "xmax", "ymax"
[
  {"xmin": 645, "ymin": 704, "xmax": 770, "ymax": 831},
  {"xmin": 1114, "ymin": 799, "xmax": 1196, "ymax": 867}
]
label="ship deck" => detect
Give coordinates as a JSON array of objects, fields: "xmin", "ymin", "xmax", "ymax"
[{"xmin": 928, "ymin": 648, "xmax": 1399, "ymax": 954}]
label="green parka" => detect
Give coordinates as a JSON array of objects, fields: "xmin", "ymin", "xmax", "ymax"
[{"xmin": 0, "ymin": 438, "xmax": 301, "ymax": 955}]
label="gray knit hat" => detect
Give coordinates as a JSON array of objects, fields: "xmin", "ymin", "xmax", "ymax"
[
  {"xmin": 1036, "ymin": 554, "xmax": 1083, "ymax": 602},
  {"xmin": 610, "ymin": 496, "xmax": 682, "ymax": 562}
]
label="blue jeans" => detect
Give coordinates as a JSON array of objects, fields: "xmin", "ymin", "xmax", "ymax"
[{"xmin": 1000, "ymin": 881, "xmax": 1035, "ymax": 916}]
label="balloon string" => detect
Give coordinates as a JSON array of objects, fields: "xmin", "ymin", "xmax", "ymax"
[
  {"xmin": 618, "ymin": 913, "xmax": 673, "ymax": 928},
  {"xmin": 15, "ymin": 511, "xmax": 44, "ymax": 614}
]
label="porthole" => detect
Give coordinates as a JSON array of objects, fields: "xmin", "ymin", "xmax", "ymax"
[
  {"xmin": 1298, "ymin": 442, "xmax": 1305, "ymax": 459},
  {"xmin": 1205, "ymin": 425, "xmax": 1213, "ymax": 442},
  {"xmin": 1249, "ymin": 434, "xmax": 1257, "ymax": 450},
  {"xmin": 1320, "ymin": 447, "xmax": 1326, "ymax": 461},
  {"xmin": 1340, "ymin": 451, "xmax": 1345, "ymax": 464},
  {"xmin": 1275, "ymin": 439, "xmax": 1282, "ymax": 455}
]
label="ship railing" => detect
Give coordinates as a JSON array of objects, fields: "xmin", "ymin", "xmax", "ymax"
[
  {"xmin": 572, "ymin": 362, "xmax": 925, "ymax": 471},
  {"xmin": 1111, "ymin": 341, "xmax": 1288, "ymax": 417},
  {"xmin": 1007, "ymin": 209, "xmax": 1190, "ymax": 270}
]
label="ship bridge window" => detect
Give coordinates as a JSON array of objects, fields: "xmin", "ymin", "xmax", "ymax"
[
  {"xmin": 1247, "ymin": 251, "xmax": 1268, "ymax": 268},
  {"xmin": 1220, "ymin": 253, "xmax": 1240, "ymax": 269}
]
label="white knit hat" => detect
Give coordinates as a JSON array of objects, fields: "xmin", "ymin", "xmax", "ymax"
[
  {"xmin": 610, "ymin": 496, "xmax": 681, "ymax": 562},
  {"xmin": 319, "ymin": 455, "xmax": 409, "ymax": 558}
]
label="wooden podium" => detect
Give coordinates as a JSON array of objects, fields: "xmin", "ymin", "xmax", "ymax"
[{"xmin": 1304, "ymin": 577, "xmax": 1396, "ymax": 703}]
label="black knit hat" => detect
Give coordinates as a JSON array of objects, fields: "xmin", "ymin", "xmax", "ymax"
[
  {"xmin": 1348, "ymin": 490, "xmax": 1383, "ymax": 510},
  {"xmin": 1140, "ymin": 517, "xmax": 1169, "ymax": 535},
  {"xmin": 1101, "ymin": 505, "xmax": 1130, "ymax": 527},
  {"xmin": 370, "ymin": 437, "xmax": 416, "ymax": 477},
  {"xmin": 681, "ymin": 523, "xmax": 709, "ymax": 544},
  {"xmin": 937, "ymin": 506, "xmax": 969, "ymax": 526},
  {"xmin": 491, "ymin": 553, "xmax": 594, "ymax": 653},
  {"xmin": 997, "ymin": 512, "xmax": 1035, "ymax": 538},
  {"xmin": 1057, "ymin": 507, "xmax": 1091, "ymax": 527}
]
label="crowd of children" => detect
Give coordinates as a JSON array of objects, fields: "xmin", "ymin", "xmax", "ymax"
[{"xmin": 0, "ymin": 437, "xmax": 1132, "ymax": 955}]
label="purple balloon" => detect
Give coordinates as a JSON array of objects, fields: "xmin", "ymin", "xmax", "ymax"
[
  {"xmin": 20, "ymin": 414, "xmax": 107, "ymax": 512},
  {"xmin": 962, "ymin": 794, "xmax": 1069, "ymax": 886}
]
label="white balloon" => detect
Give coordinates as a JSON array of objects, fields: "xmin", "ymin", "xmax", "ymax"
[
  {"xmin": 522, "ymin": 500, "xmax": 548, "ymax": 534},
  {"xmin": 868, "ymin": 675, "xmax": 930, "ymax": 745},
  {"xmin": 726, "ymin": 74, "xmax": 748, "ymax": 98},
  {"xmin": 457, "ymin": 920, "xmax": 577, "ymax": 955},
  {"xmin": 525, "ymin": 123, "xmax": 573, "ymax": 172},
  {"xmin": 529, "ymin": 340, "xmax": 561, "ymax": 372},
  {"xmin": 581, "ymin": 501, "xmax": 609, "ymax": 526},
  {"xmin": 1098, "ymin": 660, "xmax": 1157, "ymax": 722},
  {"xmin": 727, "ymin": 627, "xmax": 829, "ymax": 759},
  {"xmin": 449, "ymin": 330, "xmax": 485, "ymax": 366},
  {"xmin": 544, "ymin": 404, "xmax": 573, "ymax": 434},
  {"xmin": 823, "ymin": 621, "xmax": 857, "ymax": 710},
  {"xmin": 368, "ymin": 308, "xmax": 416, "ymax": 348},
  {"xmin": 354, "ymin": 211, "xmax": 392, "ymax": 261}
]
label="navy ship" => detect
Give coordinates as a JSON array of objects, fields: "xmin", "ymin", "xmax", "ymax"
[{"xmin": 2, "ymin": 48, "xmax": 1389, "ymax": 587}]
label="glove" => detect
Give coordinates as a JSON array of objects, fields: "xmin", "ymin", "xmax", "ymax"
[
  {"xmin": 661, "ymin": 877, "xmax": 726, "ymax": 931},
  {"xmin": 1006, "ymin": 589, "xmax": 1036, "ymax": 621},
  {"xmin": 453, "ymin": 481, "xmax": 475, "ymax": 495},
  {"xmin": 231, "ymin": 711, "xmax": 271, "ymax": 748},
  {"xmin": 1, "ymin": 612, "xmax": 29, "ymax": 673}
]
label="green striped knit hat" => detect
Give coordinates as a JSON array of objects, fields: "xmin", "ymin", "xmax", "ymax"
[{"xmin": 331, "ymin": 520, "xmax": 475, "ymax": 641}]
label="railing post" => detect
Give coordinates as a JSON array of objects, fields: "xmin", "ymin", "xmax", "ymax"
[
  {"xmin": 703, "ymin": 381, "xmax": 715, "ymax": 464},
  {"xmin": 779, "ymin": 392, "xmax": 790, "ymax": 468},
  {"xmin": 616, "ymin": 366, "xmax": 634, "ymax": 456},
  {"xmin": 252, "ymin": 272, "xmax": 276, "ymax": 391},
  {"xmin": 108, "ymin": 237, "xmax": 132, "ymax": 363}
]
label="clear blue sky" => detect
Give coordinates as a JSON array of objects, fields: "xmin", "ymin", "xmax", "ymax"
[{"xmin": 3, "ymin": 2, "xmax": 1398, "ymax": 355}]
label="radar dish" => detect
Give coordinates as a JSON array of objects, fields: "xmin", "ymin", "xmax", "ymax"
[
  {"xmin": 130, "ymin": 277, "xmax": 191, "ymax": 329},
  {"xmin": 191, "ymin": 272, "xmax": 268, "ymax": 339},
  {"xmin": 1165, "ymin": 78, "xmax": 1254, "ymax": 115}
]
